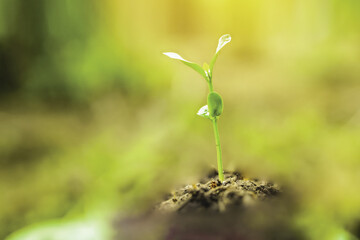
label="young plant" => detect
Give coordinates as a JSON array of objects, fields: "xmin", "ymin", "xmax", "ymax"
[{"xmin": 163, "ymin": 34, "xmax": 231, "ymax": 182}]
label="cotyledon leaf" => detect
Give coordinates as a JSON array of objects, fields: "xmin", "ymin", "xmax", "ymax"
[
  {"xmin": 163, "ymin": 52, "xmax": 207, "ymax": 80},
  {"xmin": 209, "ymin": 34, "xmax": 231, "ymax": 73},
  {"xmin": 207, "ymin": 92, "xmax": 223, "ymax": 117}
]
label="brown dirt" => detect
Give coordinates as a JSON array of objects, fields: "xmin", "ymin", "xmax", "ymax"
[
  {"xmin": 115, "ymin": 171, "xmax": 304, "ymax": 240},
  {"xmin": 156, "ymin": 171, "xmax": 280, "ymax": 213}
]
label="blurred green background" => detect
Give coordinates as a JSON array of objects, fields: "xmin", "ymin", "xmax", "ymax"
[{"xmin": 1, "ymin": 0, "xmax": 360, "ymax": 239}]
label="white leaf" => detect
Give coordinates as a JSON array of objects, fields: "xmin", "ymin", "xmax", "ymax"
[
  {"xmin": 163, "ymin": 52, "xmax": 189, "ymax": 62},
  {"xmin": 215, "ymin": 34, "xmax": 232, "ymax": 54},
  {"xmin": 210, "ymin": 34, "xmax": 231, "ymax": 72},
  {"xmin": 163, "ymin": 52, "xmax": 207, "ymax": 80},
  {"xmin": 197, "ymin": 105, "xmax": 210, "ymax": 119}
]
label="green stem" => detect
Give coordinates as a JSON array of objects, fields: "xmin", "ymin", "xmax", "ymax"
[
  {"xmin": 208, "ymin": 81, "xmax": 213, "ymax": 92},
  {"xmin": 208, "ymin": 78, "xmax": 224, "ymax": 182},
  {"xmin": 212, "ymin": 118, "xmax": 224, "ymax": 182}
]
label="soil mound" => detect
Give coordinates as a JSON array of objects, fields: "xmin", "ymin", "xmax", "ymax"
[{"xmin": 157, "ymin": 171, "xmax": 280, "ymax": 213}]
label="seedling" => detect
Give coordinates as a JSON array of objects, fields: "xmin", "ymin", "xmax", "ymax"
[{"xmin": 163, "ymin": 34, "xmax": 231, "ymax": 182}]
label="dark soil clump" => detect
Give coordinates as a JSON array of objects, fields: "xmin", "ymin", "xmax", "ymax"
[
  {"xmin": 157, "ymin": 171, "xmax": 280, "ymax": 213},
  {"xmin": 115, "ymin": 171, "xmax": 304, "ymax": 240}
]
